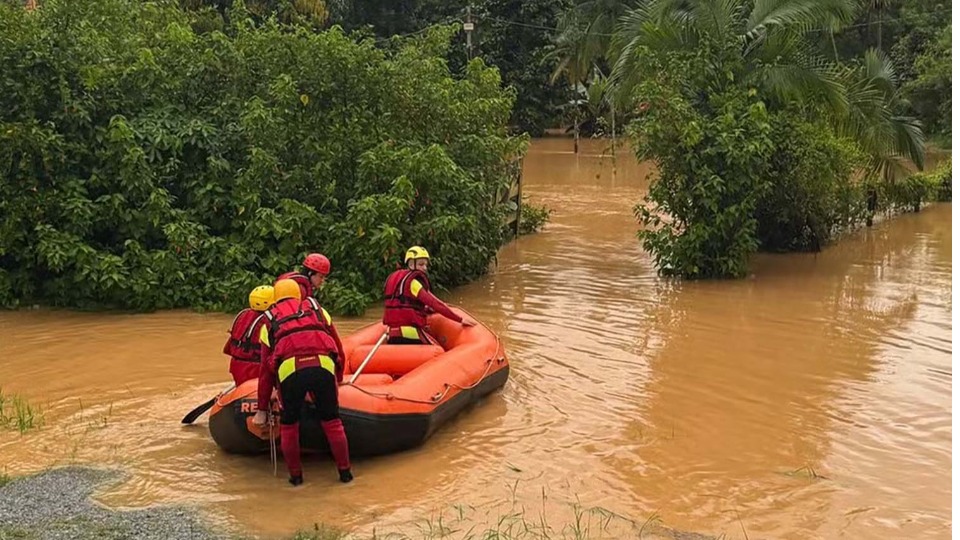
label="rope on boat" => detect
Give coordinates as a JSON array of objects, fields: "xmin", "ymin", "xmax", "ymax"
[{"xmin": 268, "ymin": 414, "xmax": 277, "ymax": 477}]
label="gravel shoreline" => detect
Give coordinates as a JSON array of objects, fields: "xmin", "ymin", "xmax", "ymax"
[
  {"xmin": 0, "ymin": 467, "xmax": 226, "ymax": 540},
  {"xmin": 0, "ymin": 466, "xmax": 719, "ymax": 540}
]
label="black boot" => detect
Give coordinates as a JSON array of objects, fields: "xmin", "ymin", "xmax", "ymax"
[
  {"xmin": 338, "ymin": 468, "xmax": 353, "ymax": 483},
  {"xmin": 289, "ymin": 474, "xmax": 303, "ymax": 486}
]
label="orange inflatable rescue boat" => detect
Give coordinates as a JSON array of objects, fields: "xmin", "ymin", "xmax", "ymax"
[{"xmin": 207, "ymin": 308, "xmax": 508, "ymax": 456}]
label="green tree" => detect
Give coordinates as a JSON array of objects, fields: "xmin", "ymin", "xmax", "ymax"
[
  {"xmin": 829, "ymin": 0, "xmax": 951, "ymax": 140},
  {"xmin": 544, "ymin": 18, "xmax": 595, "ymax": 152},
  {"xmin": 612, "ymin": 0, "xmax": 854, "ymax": 277},
  {"xmin": 180, "ymin": 0, "xmax": 330, "ymax": 28},
  {"xmin": 903, "ymin": 23, "xmax": 951, "ymax": 143},
  {"xmin": 326, "ymin": 0, "xmax": 573, "ymax": 135},
  {"xmin": 836, "ymin": 49, "xmax": 925, "ymax": 182},
  {"xmin": 0, "ymin": 0, "xmax": 526, "ymax": 313},
  {"xmin": 609, "ymin": 0, "xmax": 925, "ymax": 277},
  {"xmin": 471, "ymin": 0, "xmax": 574, "ymax": 135},
  {"xmin": 755, "ymin": 114, "xmax": 868, "ymax": 252}
]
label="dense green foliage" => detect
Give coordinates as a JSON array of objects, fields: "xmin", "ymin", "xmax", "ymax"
[
  {"xmin": 322, "ymin": 0, "xmax": 573, "ymax": 135},
  {"xmin": 628, "ymin": 48, "xmax": 775, "ymax": 278},
  {"xmin": 756, "ymin": 116, "xmax": 867, "ymax": 253},
  {"xmin": 472, "ymin": 0, "xmax": 574, "ymax": 135},
  {"xmin": 833, "ymin": 0, "xmax": 951, "ymax": 143},
  {"xmin": 879, "ymin": 157, "xmax": 952, "ymax": 210},
  {"xmin": 180, "ymin": 0, "xmax": 330, "ymax": 29},
  {"xmin": 903, "ymin": 23, "xmax": 951, "ymax": 143},
  {"xmin": 603, "ymin": 0, "xmax": 942, "ymax": 278},
  {"xmin": 0, "ymin": 0, "xmax": 526, "ymax": 313},
  {"xmin": 179, "ymin": 0, "xmax": 951, "ymax": 142},
  {"xmin": 1, "ymin": 0, "xmax": 949, "ymax": 307},
  {"xmin": 157, "ymin": 0, "xmax": 574, "ymax": 134}
]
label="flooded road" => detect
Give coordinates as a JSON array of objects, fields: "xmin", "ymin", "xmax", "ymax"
[{"xmin": 0, "ymin": 138, "xmax": 951, "ymax": 539}]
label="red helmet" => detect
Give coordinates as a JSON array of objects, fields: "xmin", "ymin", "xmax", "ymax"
[{"xmin": 303, "ymin": 253, "xmax": 330, "ymax": 275}]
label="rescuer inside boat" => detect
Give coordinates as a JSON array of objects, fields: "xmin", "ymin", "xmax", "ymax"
[
  {"xmin": 277, "ymin": 252, "xmax": 330, "ymax": 300},
  {"xmin": 252, "ymin": 278, "xmax": 353, "ymax": 485},
  {"xmin": 382, "ymin": 245, "xmax": 476, "ymax": 345},
  {"xmin": 223, "ymin": 285, "xmax": 274, "ymax": 386}
]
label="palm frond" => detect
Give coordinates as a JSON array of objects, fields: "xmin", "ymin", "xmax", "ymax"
[
  {"xmin": 860, "ymin": 48, "xmax": 898, "ymax": 99},
  {"xmin": 757, "ymin": 63, "xmax": 847, "ymax": 111},
  {"xmin": 889, "ymin": 114, "xmax": 926, "ymax": 170},
  {"xmin": 747, "ymin": 0, "xmax": 856, "ymax": 38},
  {"xmin": 836, "ymin": 49, "xmax": 927, "ymax": 174},
  {"xmin": 691, "ymin": 0, "xmax": 743, "ymax": 38},
  {"xmin": 749, "ymin": 28, "xmax": 847, "ymax": 112},
  {"xmin": 609, "ymin": 2, "xmax": 657, "ymax": 85}
]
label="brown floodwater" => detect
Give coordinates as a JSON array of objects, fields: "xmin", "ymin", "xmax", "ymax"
[{"xmin": 0, "ymin": 138, "xmax": 952, "ymax": 539}]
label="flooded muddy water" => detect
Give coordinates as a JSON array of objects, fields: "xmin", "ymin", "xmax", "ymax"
[{"xmin": 0, "ymin": 138, "xmax": 951, "ymax": 539}]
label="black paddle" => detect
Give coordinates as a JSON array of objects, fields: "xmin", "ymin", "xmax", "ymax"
[{"xmin": 180, "ymin": 397, "xmax": 215, "ymax": 424}]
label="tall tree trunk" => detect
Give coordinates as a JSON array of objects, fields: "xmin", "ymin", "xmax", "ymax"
[
  {"xmin": 574, "ymin": 111, "xmax": 580, "ymax": 154},
  {"xmin": 877, "ymin": 10, "xmax": 882, "ymax": 50}
]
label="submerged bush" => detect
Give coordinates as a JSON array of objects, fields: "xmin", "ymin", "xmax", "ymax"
[
  {"xmin": 755, "ymin": 115, "xmax": 868, "ymax": 253},
  {"xmin": 630, "ymin": 73, "xmax": 774, "ymax": 279},
  {"xmin": 868, "ymin": 157, "xmax": 952, "ymax": 216},
  {"xmin": 517, "ymin": 197, "xmax": 552, "ymax": 236},
  {"xmin": 0, "ymin": 0, "xmax": 527, "ymax": 314},
  {"xmin": 932, "ymin": 158, "xmax": 952, "ymax": 202}
]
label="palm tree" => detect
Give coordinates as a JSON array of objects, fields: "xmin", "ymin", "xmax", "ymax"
[
  {"xmin": 866, "ymin": 0, "xmax": 889, "ymax": 50},
  {"xmin": 608, "ymin": 0, "xmax": 923, "ymax": 174},
  {"xmin": 609, "ymin": 0, "xmax": 856, "ymax": 112},
  {"xmin": 839, "ymin": 48, "xmax": 925, "ymax": 179},
  {"xmin": 544, "ymin": 21, "xmax": 596, "ymax": 153},
  {"xmin": 602, "ymin": 0, "xmax": 927, "ymax": 276},
  {"xmin": 556, "ymin": 0, "xmax": 629, "ymax": 66}
]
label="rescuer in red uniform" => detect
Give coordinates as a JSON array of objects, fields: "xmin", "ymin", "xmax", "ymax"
[
  {"xmin": 382, "ymin": 246, "xmax": 475, "ymax": 345},
  {"xmin": 252, "ymin": 278, "xmax": 352, "ymax": 486},
  {"xmin": 277, "ymin": 252, "xmax": 330, "ymax": 300},
  {"xmin": 277, "ymin": 252, "xmax": 346, "ymax": 380},
  {"xmin": 223, "ymin": 285, "xmax": 275, "ymax": 386}
]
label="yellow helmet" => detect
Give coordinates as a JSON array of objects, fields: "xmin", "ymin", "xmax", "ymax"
[
  {"xmin": 404, "ymin": 246, "xmax": 430, "ymax": 263},
  {"xmin": 248, "ymin": 285, "xmax": 275, "ymax": 311},
  {"xmin": 273, "ymin": 278, "xmax": 302, "ymax": 302}
]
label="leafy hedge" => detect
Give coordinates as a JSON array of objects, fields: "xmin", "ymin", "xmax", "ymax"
[
  {"xmin": 0, "ymin": 0, "xmax": 528, "ymax": 314},
  {"xmin": 755, "ymin": 114, "xmax": 868, "ymax": 253},
  {"xmin": 871, "ymin": 157, "xmax": 952, "ymax": 214}
]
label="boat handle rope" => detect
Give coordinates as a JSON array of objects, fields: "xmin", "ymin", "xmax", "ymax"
[{"xmin": 215, "ymin": 351, "xmax": 505, "ymax": 408}]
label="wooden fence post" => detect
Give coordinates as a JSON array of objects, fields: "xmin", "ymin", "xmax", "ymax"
[{"xmin": 494, "ymin": 154, "xmax": 525, "ymax": 238}]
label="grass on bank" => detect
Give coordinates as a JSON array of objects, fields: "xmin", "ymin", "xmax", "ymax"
[
  {"xmin": 275, "ymin": 500, "xmax": 719, "ymax": 540},
  {"xmin": 0, "ymin": 388, "xmax": 44, "ymax": 434}
]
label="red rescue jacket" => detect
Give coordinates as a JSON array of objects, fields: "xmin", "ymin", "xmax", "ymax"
[
  {"xmin": 383, "ymin": 269, "xmax": 431, "ymax": 328},
  {"xmin": 383, "ymin": 269, "xmax": 463, "ymax": 330},
  {"xmin": 223, "ymin": 309, "xmax": 267, "ymax": 362},
  {"xmin": 262, "ymin": 298, "xmax": 337, "ymax": 366},
  {"xmin": 257, "ymin": 297, "xmax": 341, "ymax": 409}
]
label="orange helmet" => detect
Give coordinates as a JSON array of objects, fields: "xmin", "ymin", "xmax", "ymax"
[{"xmin": 273, "ymin": 278, "xmax": 302, "ymax": 302}]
